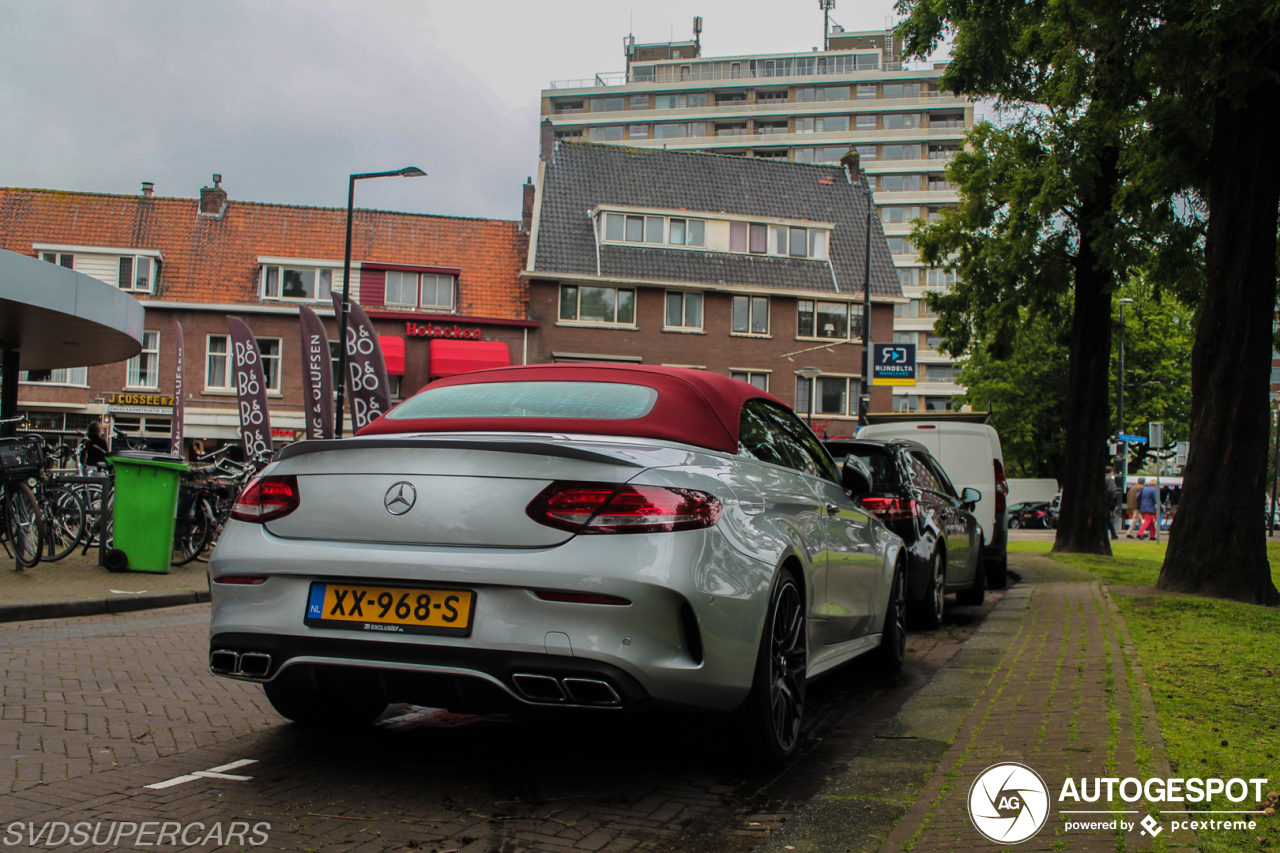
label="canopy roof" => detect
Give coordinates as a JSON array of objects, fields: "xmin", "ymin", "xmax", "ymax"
[
  {"xmin": 357, "ymin": 363, "xmax": 785, "ymax": 454},
  {"xmin": 0, "ymin": 249, "xmax": 144, "ymax": 369}
]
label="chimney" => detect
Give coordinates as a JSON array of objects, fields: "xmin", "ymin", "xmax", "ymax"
[
  {"xmin": 521, "ymin": 177, "xmax": 535, "ymax": 233},
  {"xmin": 840, "ymin": 149, "xmax": 862, "ymax": 174},
  {"xmin": 141, "ymin": 181, "xmax": 154, "ymax": 197},
  {"xmin": 539, "ymin": 118, "xmax": 555, "ymax": 161},
  {"xmin": 198, "ymin": 173, "xmax": 227, "ymax": 218}
]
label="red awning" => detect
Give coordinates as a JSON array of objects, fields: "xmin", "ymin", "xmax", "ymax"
[
  {"xmin": 379, "ymin": 336, "xmax": 406, "ymax": 376},
  {"xmin": 429, "ymin": 339, "xmax": 511, "ymax": 378}
]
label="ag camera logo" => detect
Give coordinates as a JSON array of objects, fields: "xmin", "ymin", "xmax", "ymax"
[{"xmin": 968, "ymin": 762, "xmax": 1051, "ymax": 844}]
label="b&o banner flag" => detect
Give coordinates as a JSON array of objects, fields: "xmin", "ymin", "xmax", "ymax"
[
  {"xmin": 331, "ymin": 294, "xmax": 391, "ymax": 432},
  {"xmin": 298, "ymin": 305, "xmax": 335, "ymax": 440},
  {"xmin": 227, "ymin": 317, "xmax": 272, "ymax": 461},
  {"xmin": 169, "ymin": 322, "xmax": 185, "ymax": 456}
]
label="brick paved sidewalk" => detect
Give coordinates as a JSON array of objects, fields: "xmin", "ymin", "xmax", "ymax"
[
  {"xmin": 0, "ymin": 551, "xmax": 209, "ymax": 622},
  {"xmin": 765, "ymin": 557, "xmax": 1199, "ymax": 853}
]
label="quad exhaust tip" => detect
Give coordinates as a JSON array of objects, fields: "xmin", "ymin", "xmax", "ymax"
[
  {"xmin": 512, "ymin": 673, "xmax": 620, "ymax": 706},
  {"xmin": 209, "ymin": 650, "xmax": 272, "ymax": 678}
]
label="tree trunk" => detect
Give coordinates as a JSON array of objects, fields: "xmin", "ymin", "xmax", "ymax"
[
  {"xmin": 1157, "ymin": 34, "xmax": 1280, "ymax": 606},
  {"xmin": 1052, "ymin": 145, "xmax": 1119, "ymax": 555}
]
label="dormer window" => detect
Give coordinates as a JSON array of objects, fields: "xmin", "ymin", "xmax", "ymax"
[
  {"xmin": 118, "ymin": 256, "xmax": 157, "ymax": 293},
  {"xmin": 596, "ymin": 208, "xmax": 829, "ymax": 260},
  {"xmin": 258, "ymin": 260, "xmax": 338, "ymax": 302}
]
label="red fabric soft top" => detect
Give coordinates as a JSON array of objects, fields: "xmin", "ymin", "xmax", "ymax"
[{"xmin": 356, "ymin": 363, "xmax": 786, "ymax": 454}]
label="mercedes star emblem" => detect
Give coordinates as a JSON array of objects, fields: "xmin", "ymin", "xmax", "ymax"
[{"xmin": 383, "ymin": 482, "xmax": 417, "ymax": 516}]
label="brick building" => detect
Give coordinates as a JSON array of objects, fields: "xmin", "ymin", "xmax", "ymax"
[
  {"xmin": 523, "ymin": 141, "xmax": 903, "ymax": 437},
  {"xmin": 0, "ymin": 180, "xmax": 532, "ymax": 451}
]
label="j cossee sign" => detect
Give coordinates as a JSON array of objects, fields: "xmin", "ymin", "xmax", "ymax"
[
  {"xmin": 105, "ymin": 393, "xmax": 175, "ymax": 407},
  {"xmin": 406, "ymin": 322, "xmax": 482, "ymax": 341}
]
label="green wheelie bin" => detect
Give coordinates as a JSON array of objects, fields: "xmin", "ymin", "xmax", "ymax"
[{"xmin": 104, "ymin": 451, "xmax": 188, "ymax": 573}]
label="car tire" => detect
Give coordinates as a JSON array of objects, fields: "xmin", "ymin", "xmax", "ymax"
[
  {"xmin": 986, "ymin": 552, "xmax": 1008, "ymax": 590},
  {"xmin": 908, "ymin": 550, "xmax": 945, "ymax": 630},
  {"xmin": 956, "ymin": 546, "xmax": 985, "ymax": 606},
  {"xmin": 871, "ymin": 559, "xmax": 907, "ymax": 673},
  {"xmin": 263, "ymin": 682, "xmax": 387, "ymax": 728},
  {"xmin": 733, "ymin": 566, "xmax": 806, "ymax": 768},
  {"xmin": 1008, "ymin": 517, "xmax": 1020, "ymax": 529}
]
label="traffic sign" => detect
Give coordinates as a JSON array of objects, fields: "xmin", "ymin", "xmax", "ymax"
[
  {"xmin": 1149, "ymin": 421, "xmax": 1164, "ymax": 448},
  {"xmin": 1117, "ymin": 434, "xmax": 1147, "ymax": 444},
  {"xmin": 872, "ymin": 343, "xmax": 916, "ymax": 386}
]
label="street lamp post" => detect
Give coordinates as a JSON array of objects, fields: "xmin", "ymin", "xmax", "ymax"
[
  {"xmin": 796, "ymin": 366, "xmax": 821, "ymax": 428},
  {"xmin": 334, "ymin": 167, "xmax": 427, "ymax": 438},
  {"xmin": 1116, "ymin": 297, "xmax": 1134, "ymax": 487}
]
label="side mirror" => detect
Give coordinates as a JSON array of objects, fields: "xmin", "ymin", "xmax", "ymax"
[
  {"xmin": 842, "ymin": 454, "xmax": 874, "ymax": 499},
  {"xmin": 960, "ymin": 487, "xmax": 982, "ymax": 509}
]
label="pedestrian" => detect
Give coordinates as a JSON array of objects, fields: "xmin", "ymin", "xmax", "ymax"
[
  {"xmin": 1125, "ymin": 477, "xmax": 1144, "ymax": 535},
  {"xmin": 1134, "ymin": 479, "xmax": 1161, "ymax": 541},
  {"xmin": 1105, "ymin": 466, "xmax": 1119, "ymax": 540},
  {"xmin": 84, "ymin": 420, "xmax": 109, "ymax": 469}
]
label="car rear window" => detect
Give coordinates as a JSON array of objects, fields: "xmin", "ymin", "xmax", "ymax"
[
  {"xmin": 846, "ymin": 446, "xmax": 902, "ymax": 487},
  {"xmin": 387, "ymin": 381, "xmax": 660, "ymax": 421}
]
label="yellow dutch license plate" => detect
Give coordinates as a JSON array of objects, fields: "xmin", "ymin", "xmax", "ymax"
[{"xmin": 305, "ymin": 582, "xmax": 475, "ymax": 637}]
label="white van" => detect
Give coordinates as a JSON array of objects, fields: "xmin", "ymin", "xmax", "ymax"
[{"xmin": 857, "ymin": 420, "xmax": 1009, "ymax": 587}]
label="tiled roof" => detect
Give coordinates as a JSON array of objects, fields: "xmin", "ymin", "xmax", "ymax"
[
  {"xmin": 0, "ymin": 188, "xmax": 528, "ymax": 320},
  {"xmin": 532, "ymin": 142, "xmax": 901, "ymax": 298}
]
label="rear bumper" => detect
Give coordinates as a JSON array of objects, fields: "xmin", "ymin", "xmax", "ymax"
[{"xmin": 207, "ymin": 520, "xmax": 773, "ymax": 713}]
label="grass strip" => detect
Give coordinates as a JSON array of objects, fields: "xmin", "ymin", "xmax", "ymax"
[{"xmin": 1011, "ymin": 538, "xmax": 1280, "ymax": 852}]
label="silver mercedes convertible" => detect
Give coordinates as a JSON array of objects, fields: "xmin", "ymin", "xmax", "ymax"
[{"xmin": 208, "ymin": 364, "xmax": 907, "ymax": 763}]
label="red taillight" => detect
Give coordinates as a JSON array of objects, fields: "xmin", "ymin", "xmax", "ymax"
[
  {"xmin": 861, "ymin": 496, "xmax": 919, "ymax": 522},
  {"xmin": 526, "ymin": 482, "xmax": 722, "ymax": 534},
  {"xmin": 535, "ymin": 591, "xmax": 632, "ymax": 605},
  {"xmin": 1033, "ymin": 511, "xmax": 1044, "ymax": 516},
  {"xmin": 213, "ymin": 575, "xmax": 267, "ymax": 585},
  {"xmin": 231, "ymin": 475, "xmax": 300, "ymax": 523},
  {"xmin": 993, "ymin": 459, "xmax": 1008, "ymax": 512}
]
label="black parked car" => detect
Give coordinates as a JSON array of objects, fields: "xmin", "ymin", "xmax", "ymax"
[
  {"xmin": 823, "ymin": 438, "xmax": 985, "ymax": 628},
  {"xmin": 1007, "ymin": 501, "xmax": 1054, "ymax": 529}
]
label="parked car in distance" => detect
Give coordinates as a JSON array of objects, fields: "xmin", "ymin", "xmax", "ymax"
[
  {"xmin": 208, "ymin": 365, "xmax": 909, "ymax": 767},
  {"xmin": 857, "ymin": 420, "xmax": 1009, "ymax": 589},
  {"xmin": 823, "ymin": 437, "xmax": 985, "ymax": 629},
  {"xmin": 1008, "ymin": 501, "xmax": 1054, "ymax": 529}
]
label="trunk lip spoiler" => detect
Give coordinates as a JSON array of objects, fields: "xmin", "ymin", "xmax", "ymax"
[{"xmin": 275, "ymin": 435, "xmax": 647, "ymax": 468}]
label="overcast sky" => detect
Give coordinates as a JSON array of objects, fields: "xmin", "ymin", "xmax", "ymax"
[{"xmin": 0, "ymin": 0, "xmax": 908, "ymax": 221}]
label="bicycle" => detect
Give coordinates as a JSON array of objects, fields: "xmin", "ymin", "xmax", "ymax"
[
  {"xmin": 32, "ymin": 443, "xmax": 89, "ymax": 562},
  {"xmin": 0, "ymin": 426, "xmax": 45, "ymax": 569}
]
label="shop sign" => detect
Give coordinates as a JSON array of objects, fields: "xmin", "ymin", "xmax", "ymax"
[
  {"xmin": 406, "ymin": 322, "xmax": 482, "ymax": 341},
  {"xmin": 270, "ymin": 428, "xmax": 300, "ymax": 440},
  {"xmin": 104, "ymin": 392, "xmax": 175, "ymax": 408}
]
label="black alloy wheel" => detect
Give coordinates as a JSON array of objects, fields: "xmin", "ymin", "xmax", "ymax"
[
  {"xmin": 1009, "ymin": 516, "xmax": 1021, "ymax": 529},
  {"xmin": 873, "ymin": 559, "xmax": 908, "ymax": 672},
  {"xmin": 909, "ymin": 550, "xmax": 946, "ymax": 630},
  {"xmin": 735, "ymin": 567, "xmax": 807, "ymax": 766}
]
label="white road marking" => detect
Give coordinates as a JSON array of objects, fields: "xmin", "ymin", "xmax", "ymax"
[{"xmin": 145, "ymin": 759, "xmax": 257, "ymax": 789}]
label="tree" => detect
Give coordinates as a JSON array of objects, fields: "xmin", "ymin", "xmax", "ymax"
[
  {"xmin": 1149, "ymin": 9, "xmax": 1280, "ymax": 605},
  {"xmin": 898, "ymin": 0, "xmax": 1201, "ymax": 556},
  {"xmin": 955, "ymin": 283, "xmax": 1194, "ymax": 480}
]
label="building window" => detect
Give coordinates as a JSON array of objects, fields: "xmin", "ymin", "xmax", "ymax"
[
  {"xmin": 653, "ymin": 122, "xmax": 707, "ymax": 138},
  {"xmin": 925, "ymin": 364, "xmax": 956, "ymax": 383},
  {"xmin": 796, "ymin": 116, "xmax": 848, "ymax": 134},
  {"xmin": 795, "ymin": 86, "xmax": 849, "ymax": 102},
  {"xmin": 757, "ymin": 90, "xmax": 788, "ymax": 102},
  {"xmin": 855, "ymin": 144, "xmax": 877, "ymax": 161},
  {"xmin": 629, "ymin": 125, "xmax": 649, "ymax": 139},
  {"xmin": 206, "ymin": 335, "xmax": 232, "ymax": 391},
  {"xmin": 385, "ymin": 270, "xmax": 418, "ymax": 307},
  {"xmin": 924, "ymin": 396, "xmax": 954, "ymax": 412},
  {"xmin": 926, "ymin": 334, "xmax": 945, "ymax": 349},
  {"xmin": 731, "ymin": 370, "xmax": 769, "ymax": 390},
  {"xmin": 856, "ymin": 84, "xmax": 878, "ymax": 99},
  {"xmin": 929, "ymin": 144, "xmax": 961, "ymax": 160},
  {"xmin": 887, "ymin": 237, "xmax": 916, "ymax": 254},
  {"xmin": 117, "ymin": 256, "xmax": 158, "ymax": 292},
  {"xmin": 794, "ymin": 146, "xmax": 850, "ymax": 163},
  {"xmin": 895, "ymin": 395, "xmax": 919, "ymax": 413},
  {"xmin": 884, "ymin": 113, "xmax": 923, "ymax": 130},
  {"xmin": 629, "ymin": 95, "xmax": 649, "ymax": 109},
  {"xmin": 259, "ymin": 337, "xmax": 282, "ymax": 392},
  {"xmin": 929, "ymin": 176, "xmax": 956, "ymax": 192},
  {"xmin": 894, "ymin": 332, "xmax": 916, "ymax": 345},
  {"xmin": 602, "ymin": 213, "xmax": 705, "ymax": 247},
  {"xmin": 19, "ymin": 367, "xmax": 88, "ymax": 386},
  {"xmin": 796, "ymin": 376, "xmax": 864, "ymax": 418},
  {"xmin": 665, "ymin": 291, "xmax": 704, "ymax": 330},
  {"xmin": 388, "ymin": 271, "xmax": 455, "ymax": 311},
  {"xmin": 261, "ymin": 265, "xmax": 333, "ymax": 301},
  {"xmin": 883, "ymin": 83, "xmax": 922, "ymax": 99},
  {"xmin": 882, "ymin": 175, "xmax": 924, "ymax": 193},
  {"xmin": 749, "ymin": 223, "xmax": 768, "ymax": 253},
  {"xmin": 930, "ymin": 112, "xmax": 966, "ymax": 128},
  {"xmin": 40, "ymin": 252, "xmax": 73, "ymax": 268},
  {"xmin": 554, "ymin": 100, "xmax": 583, "ymax": 114},
  {"xmin": 589, "ymin": 97, "xmax": 624, "ymax": 112},
  {"xmin": 588, "ymin": 126, "xmax": 625, "ymax": 142},
  {"xmin": 126, "ymin": 331, "xmax": 160, "ymax": 389},
  {"xmin": 883, "ymin": 144, "xmax": 922, "ymax": 161},
  {"xmin": 755, "ymin": 120, "xmax": 789, "ymax": 134},
  {"xmin": 795, "ymin": 376, "xmax": 812, "ymax": 414},
  {"xmin": 731, "ymin": 295, "xmax": 769, "ymax": 335},
  {"xmin": 559, "ymin": 284, "xmax": 636, "ymax": 325},
  {"xmin": 855, "ymin": 54, "xmax": 879, "ymax": 70},
  {"xmin": 927, "ymin": 268, "xmax": 958, "ymax": 289},
  {"xmin": 898, "ymin": 269, "xmax": 919, "ymax": 288},
  {"xmin": 654, "ymin": 93, "xmax": 706, "ymax": 109},
  {"xmin": 882, "ymin": 205, "xmax": 922, "ymax": 224},
  {"xmin": 420, "ymin": 274, "xmax": 454, "ymax": 310}
]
